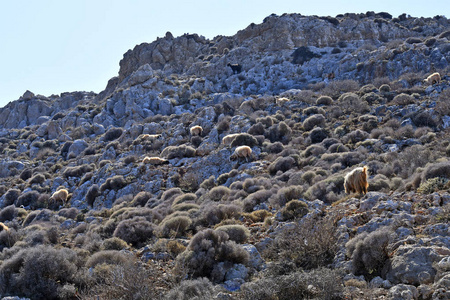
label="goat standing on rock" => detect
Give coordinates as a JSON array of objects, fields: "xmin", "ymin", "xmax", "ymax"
[
  {"xmin": 227, "ymin": 63, "xmax": 242, "ymax": 74},
  {"xmin": 344, "ymin": 166, "xmax": 369, "ymax": 195},
  {"xmin": 230, "ymin": 146, "xmax": 253, "ymax": 163}
]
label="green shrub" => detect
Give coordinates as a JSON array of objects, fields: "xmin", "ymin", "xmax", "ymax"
[
  {"xmin": 417, "ymin": 177, "xmax": 449, "ymax": 194},
  {"xmin": 316, "ymin": 95, "xmax": 333, "ymax": 105},
  {"xmin": 63, "ymin": 164, "xmax": 94, "ymax": 178}
]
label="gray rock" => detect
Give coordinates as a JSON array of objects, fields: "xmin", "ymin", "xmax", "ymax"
[
  {"xmin": 386, "ymin": 245, "xmax": 443, "ymax": 285},
  {"xmin": 68, "ymin": 139, "xmax": 89, "ymax": 157},
  {"xmin": 388, "ymin": 284, "xmax": 418, "ymax": 300}
]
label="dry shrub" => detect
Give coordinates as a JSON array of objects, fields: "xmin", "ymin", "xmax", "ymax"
[
  {"xmin": 176, "ymin": 229, "xmax": 249, "ymax": 282},
  {"xmin": 161, "ymin": 145, "xmax": 196, "ymax": 159},
  {"xmin": 102, "ymin": 237, "xmax": 128, "ymax": 250},
  {"xmin": 242, "ymin": 189, "xmax": 273, "ymax": 212},
  {"xmin": 100, "ymin": 175, "xmax": 127, "ymax": 192},
  {"xmin": 63, "ymin": 164, "xmax": 94, "ymax": 178},
  {"xmin": 230, "ymin": 133, "xmax": 259, "ymax": 147},
  {"xmin": 240, "ymin": 268, "xmax": 343, "ymax": 300},
  {"xmin": 164, "ymin": 277, "xmax": 214, "ymax": 300},
  {"xmin": 159, "ymin": 215, "xmax": 192, "ymax": 238},
  {"xmin": 197, "ymin": 203, "xmax": 241, "ymax": 226},
  {"xmin": 346, "ymin": 227, "xmax": 393, "ymax": 279},
  {"xmin": 215, "ymin": 224, "xmax": 250, "ymax": 244},
  {"xmin": 83, "ymin": 255, "xmax": 172, "ymax": 299},
  {"xmin": 268, "ymin": 156, "xmax": 296, "ymax": 175},
  {"xmin": 267, "ymin": 121, "xmax": 292, "ymax": 144},
  {"xmin": 271, "ymin": 186, "xmax": 304, "ymax": 208},
  {"xmin": 264, "ymin": 214, "xmax": 339, "ymax": 270},
  {"xmin": 103, "ymin": 127, "xmax": 124, "ymax": 141},
  {"xmin": 113, "ymin": 217, "xmax": 155, "ymax": 246},
  {"xmin": 337, "ymin": 92, "xmax": 369, "ymax": 114},
  {"xmin": 278, "ymin": 200, "xmax": 308, "ymax": 221},
  {"xmin": 208, "ymin": 186, "xmax": 231, "ymax": 201},
  {"xmin": 303, "ymin": 114, "xmax": 325, "ymax": 131},
  {"xmin": 391, "ymin": 93, "xmax": 414, "ymax": 105},
  {"xmin": 0, "ymin": 245, "xmax": 78, "ymax": 299}
]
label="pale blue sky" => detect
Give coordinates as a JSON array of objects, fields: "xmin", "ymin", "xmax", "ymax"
[{"xmin": 0, "ymin": 0, "xmax": 448, "ymax": 109}]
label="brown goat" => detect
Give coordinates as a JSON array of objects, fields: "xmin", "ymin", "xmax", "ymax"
[
  {"xmin": 344, "ymin": 166, "xmax": 369, "ymax": 195},
  {"xmin": 50, "ymin": 188, "xmax": 70, "ymax": 205},
  {"xmin": 0, "ymin": 222, "xmax": 10, "ymax": 232},
  {"xmin": 424, "ymin": 72, "xmax": 441, "ymax": 85},
  {"xmin": 190, "ymin": 125, "xmax": 203, "ymax": 136},
  {"xmin": 230, "ymin": 146, "xmax": 253, "ymax": 162}
]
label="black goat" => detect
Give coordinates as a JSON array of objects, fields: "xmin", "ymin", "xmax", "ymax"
[{"xmin": 227, "ymin": 63, "xmax": 242, "ymax": 74}]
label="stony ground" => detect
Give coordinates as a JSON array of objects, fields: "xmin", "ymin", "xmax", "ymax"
[{"xmin": 0, "ymin": 11, "xmax": 449, "ymax": 300}]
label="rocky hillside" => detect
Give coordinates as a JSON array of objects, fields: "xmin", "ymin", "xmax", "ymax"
[{"xmin": 0, "ymin": 12, "xmax": 449, "ymax": 300}]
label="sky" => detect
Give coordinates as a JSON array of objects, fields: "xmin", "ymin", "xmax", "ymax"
[{"xmin": 0, "ymin": 0, "xmax": 448, "ymax": 109}]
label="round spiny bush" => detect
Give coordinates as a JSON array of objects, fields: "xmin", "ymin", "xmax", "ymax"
[
  {"xmin": 86, "ymin": 184, "xmax": 99, "ymax": 207},
  {"xmin": 242, "ymin": 189, "xmax": 272, "ymax": 212},
  {"xmin": 15, "ymin": 191, "xmax": 40, "ymax": 208},
  {"xmin": 303, "ymin": 114, "xmax": 325, "ymax": 131},
  {"xmin": 113, "ymin": 216, "xmax": 155, "ymax": 246},
  {"xmin": 273, "ymin": 186, "xmax": 304, "ymax": 208},
  {"xmin": 0, "ymin": 204, "xmax": 17, "ymax": 222},
  {"xmin": 200, "ymin": 204, "xmax": 242, "ymax": 226},
  {"xmin": 392, "ymin": 93, "xmax": 414, "ymax": 105},
  {"xmin": 243, "ymin": 209, "xmax": 273, "ymax": 222},
  {"xmin": 215, "ymin": 224, "xmax": 250, "ymax": 244},
  {"xmin": 230, "ymin": 133, "xmax": 259, "ymax": 148},
  {"xmin": 417, "ymin": 177, "xmax": 449, "ymax": 194},
  {"xmin": 3, "ymin": 189, "xmax": 20, "ymax": 207},
  {"xmin": 161, "ymin": 145, "xmax": 196, "ymax": 159},
  {"xmin": 165, "ymin": 278, "xmax": 214, "ymax": 300},
  {"xmin": 247, "ymin": 122, "xmax": 265, "ymax": 135},
  {"xmin": 278, "ymin": 200, "xmax": 308, "ymax": 221},
  {"xmin": 172, "ymin": 193, "xmax": 197, "ymax": 206},
  {"xmin": 304, "ymin": 144, "xmax": 326, "ymax": 157},
  {"xmin": 85, "ymin": 250, "xmax": 129, "ymax": 268},
  {"xmin": 172, "ymin": 203, "xmax": 200, "ymax": 212},
  {"xmin": 28, "ymin": 173, "xmax": 46, "ymax": 185},
  {"xmin": 265, "ymin": 141, "xmax": 284, "ymax": 154},
  {"xmin": 301, "ymin": 171, "xmax": 316, "ymax": 184},
  {"xmin": 100, "ymin": 175, "xmax": 127, "ymax": 192},
  {"xmin": 103, "ymin": 127, "xmax": 124, "ymax": 142},
  {"xmin": 159, "ymin": 215, "xmax": 192, "ymax": 238},
  {"xmin": 346, "ymin": 228, "xmax": 393, "ymax": 279},
  {"xmin": 268, "ymin": 156, "xmax": 296, "ymax": 175},
  {"xmin": 102, "ymin": 237, "xmax": 129, "ymax": 250},
  {"xmin": 0, "ymin": 245, "xmax": 79, "ymax": 299},
  {"xmin": 309, "ymin": 127, "xmax": 328, "ymax": 144},
  {"xmin": 176, "ymin": 229, "xmax": 249, "ymax": 282},
  {"xmin": 208, "ymin": 186, "xmax": 231, "ymax": 201},
  {"xmin": 20, "ymin": 169, "xmax": 33, "ymax": 181},
  {"xmin": 379, "ymin": 84, "xmax": 391, "ymax": 93},
  {"xmin": 316, "ymin": 95, "xmax": 333, "ymax": 105},
  {"xmin": 130, "ymin": 191, "xmax": 152, "ymax": 207}
]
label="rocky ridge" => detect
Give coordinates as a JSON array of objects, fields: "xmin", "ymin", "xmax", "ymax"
[{"xmin": 0, "ymin": 12, "xmax": 449, "ymax": 300}]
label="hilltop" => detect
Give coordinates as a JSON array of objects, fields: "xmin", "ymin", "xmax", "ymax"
[{"xmin": 0, "ymin": 12, "xmax": 449, "ymax": 299}]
